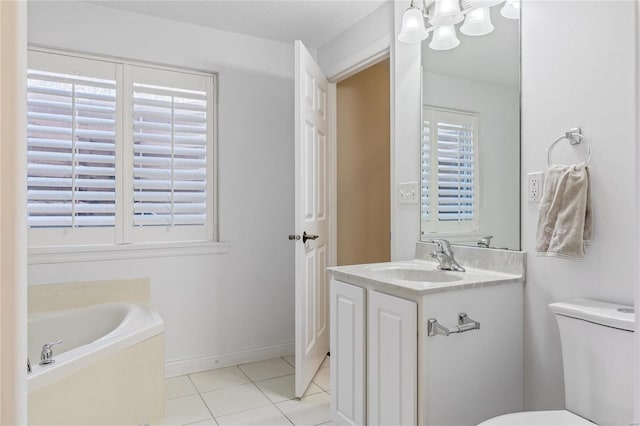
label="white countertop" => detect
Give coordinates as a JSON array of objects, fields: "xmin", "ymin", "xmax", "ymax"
[{"xmin": 327, "ymin": 259, "xmax": 523, "ymax": 296}]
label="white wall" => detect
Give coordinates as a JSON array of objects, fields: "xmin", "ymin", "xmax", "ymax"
[
  {"xmin": 422, "ymin": 71, "xmax": 520, "ymax": 250},
  {"xmin": 317, "ymin": 2, "xmax": 393, "ymax": 78},
  {"xmin": 27, "ymin": 1, "xmax": 296, "ymax": 375},
  {"xmin": 521, "ymin": 0, "xmax": 636, "ymax": 409}
]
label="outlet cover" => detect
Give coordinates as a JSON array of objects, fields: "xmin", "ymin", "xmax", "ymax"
[
  {"xmin": 398, "ymin": 182, "xmax": 419, "ymax": 204},
  {"xmin": 527, "ymin": 172, "xmax": 544, "ymax": 202}
]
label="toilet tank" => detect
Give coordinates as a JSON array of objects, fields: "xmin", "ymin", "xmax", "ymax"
[{"xmin": 549, "ymin": 299, "xmax": 634, "ymax": 426}]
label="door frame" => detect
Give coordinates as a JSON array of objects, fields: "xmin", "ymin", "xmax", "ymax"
[{"xmin": 326, "ymin": 34, "xmax": 392, "ymax": 271}]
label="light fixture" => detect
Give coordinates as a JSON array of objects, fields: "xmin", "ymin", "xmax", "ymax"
[
  {"xmin": 429, "ymin": 25, "xmax": 460, "ymax": 50},
  {"xmin": 430, "ymin": 0, "xmax": 464, "ymax": 26},
  {"xmin": 460, "ymin": 7, "xmax": 494, "ymax": 36},
  {"xmin": 397, "ymin": 0, "xmax": 519, "ymax": 50},
  {"xmin": 500, "ymin": 0, "xmax": 520, "ymax": 19},
  {"xmin": 398, "ymin": 0, "xmax": 429, "ymax": 43}
]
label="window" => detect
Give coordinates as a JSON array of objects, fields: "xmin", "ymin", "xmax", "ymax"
[
  {"xmin": 421, "ymin": 106, "xmax": 479, "ymax": 234},
  {"xmin": 27, "ymin": 50, "xmax": 216, "ymax": 248}
]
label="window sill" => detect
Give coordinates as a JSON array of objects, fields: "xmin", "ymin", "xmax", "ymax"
[{"xmin": 28, "ymin": 241, "xmax": 231, "ymax": 265}]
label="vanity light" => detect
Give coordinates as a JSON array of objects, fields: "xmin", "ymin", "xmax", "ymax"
[
  {"xmin": 500, "ymin": 0, "xmax": 520, "ymax": 19},
  {"xmin": 430, "ymin": 0, "xmax": 464, "ymax": 26},
  {"xmin": 398, "ymin": 0, "xmax": 429, "ymax": 43},
  {"xmin": 460, "ymin": 7, "xmax": 494, "ymax": 36},
  {"xmin": 398, "ymin": 0, "xmax": 518, "ymax": 49},
  {"xmin": 429, "ymin": 25, "xmax": 460, "ymax": 50}
]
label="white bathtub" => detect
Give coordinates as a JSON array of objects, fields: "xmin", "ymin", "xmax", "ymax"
[{"xmin": 28, "ymin": 302, "xmax": 165, "ymax": 425}]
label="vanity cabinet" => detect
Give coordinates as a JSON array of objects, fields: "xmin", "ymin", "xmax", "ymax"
[
  {"xmin": 330, "ymin": 279, "xmax": 417, "ymax": 426},
  {"xmin": 328, "ymin": 244, "xmax": 525, "ymax": 426}
]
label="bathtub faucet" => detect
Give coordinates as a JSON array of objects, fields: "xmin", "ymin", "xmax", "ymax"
[{"xmin": 40, "ymin": 340, "xmax": 62, "ymax": 366}]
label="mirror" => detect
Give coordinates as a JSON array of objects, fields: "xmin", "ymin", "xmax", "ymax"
[{"xmin": 419, "ymin": 6, "xmax": 520, "ymax": 250}]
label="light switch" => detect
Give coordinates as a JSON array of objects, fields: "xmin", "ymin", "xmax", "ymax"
[{"xmin": 398, "ymin": 182, "xmax": 419, "ymax": 204}]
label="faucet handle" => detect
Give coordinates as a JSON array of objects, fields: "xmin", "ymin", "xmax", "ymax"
[
  {"xmin": 478, "ymin": 235, "xmax": 493, "ymax": 248},
  {"xmin": 42, "ymin": 340, "xmax": 62, "ymax": 351},
  {"xmin": 428, "ymin": 238, "xmax": 451, "ymax": 252}
]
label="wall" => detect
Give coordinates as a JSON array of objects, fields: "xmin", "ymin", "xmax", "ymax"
[
  {"xmin": 337, "ymin": 59, "xmax": 390, "ymax": 265},
  {"xmin": 317, "ymin": 2, "xmax": 393, "ymax": 79},
  {"xmin": 422, "ymin": 71, "xmax": 520, "ymax": 249},
  {"xmin": 521, "ymin": 0, "xmax": 636, "ymax": 409},
  {"xmin": 27, "ymin": 1, "xmax": 295, "ymax": 375}
]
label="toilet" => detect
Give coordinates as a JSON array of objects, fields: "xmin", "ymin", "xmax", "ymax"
[{"xmin": 479, "ymin": 298, "xmax": 634, "ymax": 426}]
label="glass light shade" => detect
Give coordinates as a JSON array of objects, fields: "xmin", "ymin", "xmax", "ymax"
[
  {"xmin": 429, "ymin": 25, "xmax": 460, "ymax": 51},
  {"xmin": 470, "ymin": 0, "xmax": 505, "ymax": 7},
  {"xmin": 398, "ymin": 6, "xmax": 429, "ymax": 43},
  {"xmin": 460, "ymin": 7, "xmax": 494, "ymax": 36},
  {"xmin": 430, "ymin": 0, "xmax": 464, "ymax": 26},
  {"xmin": 500, "ymin": 0, "xmax": 520, "ymax": 19}
]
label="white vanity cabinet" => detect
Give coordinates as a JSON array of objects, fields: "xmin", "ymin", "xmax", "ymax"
[
  {"xmin": 330, "ymin": 279, "xmax": 417, "ymax": 426},
  {"xmin": 328, "ymin": 244, "xmax": 525, "ymax": 426}
]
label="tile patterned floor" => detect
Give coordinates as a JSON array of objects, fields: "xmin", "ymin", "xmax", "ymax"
[{"xmin": 159, "ymin": 356, "xmax": 334, "ymax": 426}]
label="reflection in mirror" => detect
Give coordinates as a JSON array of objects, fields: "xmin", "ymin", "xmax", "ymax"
[{"xmin": 420, "ymin": 6, "xmax": 520, "ymax": 250}]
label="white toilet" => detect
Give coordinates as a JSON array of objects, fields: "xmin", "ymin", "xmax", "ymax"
[{"xmin": 479, "ymin": 298, "xmax": 634, "ymax": 426}]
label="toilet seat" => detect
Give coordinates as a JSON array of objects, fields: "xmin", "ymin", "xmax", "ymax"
[{"xmin": 478, "ymin": 410, "xmax": 595, "ymax": 426}]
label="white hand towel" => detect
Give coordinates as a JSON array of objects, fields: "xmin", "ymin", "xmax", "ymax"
[{"xmin": 535, "ymin": 164, "xmax": 592, "ymax": 260}]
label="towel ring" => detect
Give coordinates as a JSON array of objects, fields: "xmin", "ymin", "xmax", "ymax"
[{"xmin": 547, "ymin": 129, "xmax": 592, "ymax": 168}]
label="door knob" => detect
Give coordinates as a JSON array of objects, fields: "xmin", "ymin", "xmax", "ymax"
[
  {"xmin": 303, "ymin": 231, "xmax": 319, "ymax": 243},
  {"xmin": 288, "ymin": 234, "xmax": 301, "ymax": 240}
]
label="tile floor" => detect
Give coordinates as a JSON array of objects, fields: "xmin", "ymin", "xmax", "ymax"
[{"xmin": 160, "ymin": 355, "xmax": 335, "ymax": 426}]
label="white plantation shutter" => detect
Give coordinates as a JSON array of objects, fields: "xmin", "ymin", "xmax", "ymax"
[
  {"xmin": 27, "ymin": 52, "xmax": 119, "ymax": 245},
  {"xmin": 127, "ymin": 66, "xmax": 214, "ymax": 243},
  {"xmin": 422, "ymin": 107, "xmax": 479, "ymax": 234},
  {"xmin": 27, "ymin": 50, "xmax": 216, "ymax": 247}
]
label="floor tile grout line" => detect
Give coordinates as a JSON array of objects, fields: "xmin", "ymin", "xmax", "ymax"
[
  {"xmin": 187, "ymin": 374, "xmax": 219, "ymax": 425},
  {"xmin": 247, "ymin": 371, "xmax": 295, "ymax": 426}
]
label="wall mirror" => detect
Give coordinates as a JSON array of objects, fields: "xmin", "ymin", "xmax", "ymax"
[{"xmin": 419, "ymin": 5, "xmax": 520, "ymax": 250}]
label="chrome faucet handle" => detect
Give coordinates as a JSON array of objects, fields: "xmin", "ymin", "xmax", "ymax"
[
  {"xmin": 478, "ymin": 235, "xmax": 493, "ymax": 248},
  {"xmin": 428, "ymin": 238, "xmax": 451, "ymax": 253},
  {"xmin": 40, "ymin": 340, "xmax": 62, "ymax": 365}
]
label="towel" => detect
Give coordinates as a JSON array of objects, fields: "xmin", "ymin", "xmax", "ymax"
[{"xmin": 535, "ymin": 164, "xmax": 592, "ymax": 260}]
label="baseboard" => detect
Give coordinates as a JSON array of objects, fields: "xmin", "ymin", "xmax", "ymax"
[{"xmin": 164, "ymin": 340, "xmax": 295, "ymax": 378}]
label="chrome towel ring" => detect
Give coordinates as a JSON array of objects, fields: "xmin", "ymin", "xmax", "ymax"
[{"xmin": 547, "ymin": 127, "xmax": 592, "ymax": 168}]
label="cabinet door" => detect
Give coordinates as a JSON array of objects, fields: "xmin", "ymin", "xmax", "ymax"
[
  {"xmin": 330, "ymin": 280, "xmax": 365, "ymax": 426},
  {"xmin": 367, "ymin": 291, "xmax": 417, "ymax": 426}
]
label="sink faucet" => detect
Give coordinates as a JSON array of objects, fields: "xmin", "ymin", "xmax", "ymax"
[
  {"xmin": 40, "ymin": 340, "xmax": 62, "ymax": 366},
  {"xmin": 428, "ymin": 239, "xmax": 465, "ymax": 272}
]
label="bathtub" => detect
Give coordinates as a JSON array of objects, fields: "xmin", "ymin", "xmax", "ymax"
[{"xmin": 28, "ymin": 302, "xmax": 165, "ymax": 425}]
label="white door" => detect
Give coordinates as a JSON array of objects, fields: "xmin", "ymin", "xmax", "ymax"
[
  {"xmin": 330, "ymin": 280, "xmax": 365, "ymax": 425},
  {"xmin": 294, "ymin": 40, "xmax": 330, "ymax": 397},
  {"xmin": 367, "ymin": 291, "xmax": 417, "ymax": 426}
]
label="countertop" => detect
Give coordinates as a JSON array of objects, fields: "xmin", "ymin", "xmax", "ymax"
[{"xmin": 327, "ymin": 259, "xmax": 523, "ymax": 296}]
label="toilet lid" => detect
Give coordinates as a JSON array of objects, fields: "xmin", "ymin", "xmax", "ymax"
[{"xmin": 478, "ymin": 410, "xmax": 595, "ymax": 426}]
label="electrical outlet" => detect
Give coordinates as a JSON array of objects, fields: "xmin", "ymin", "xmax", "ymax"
[
  {"xmin": 398, "ymin": 182, "xmax": 419, "ymax": 204},
  {"xmin": 528, "ymin": 172, "xmax": 544, "ymax": 202}
]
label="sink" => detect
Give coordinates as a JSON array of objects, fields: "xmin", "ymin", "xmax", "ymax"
[{"xmin": 368, "ymin": 266, "xmax": 462, "ymax": 283}]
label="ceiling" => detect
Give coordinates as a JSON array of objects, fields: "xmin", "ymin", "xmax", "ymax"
[{"xmin": 88, "ymin": 0, "xmax": 390, "ymax": 49}]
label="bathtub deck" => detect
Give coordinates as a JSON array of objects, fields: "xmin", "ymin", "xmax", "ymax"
[{"xmin": 161, "ymin": 355, "xmax": 333, "ymax": 426}]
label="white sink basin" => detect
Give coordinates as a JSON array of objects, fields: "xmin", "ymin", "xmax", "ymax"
[{"xmin": 368, "ymin": 266, "xmax": 463, "ymax": 283}]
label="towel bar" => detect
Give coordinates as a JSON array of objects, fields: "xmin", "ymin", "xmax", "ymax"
[{"xmin": 547, "ymin": 127, "xmax": 592, "ymax": 168}]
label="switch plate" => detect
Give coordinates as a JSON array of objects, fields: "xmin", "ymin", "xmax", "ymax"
[
  {"xmin": 527, "ymin": 172, "xmax": 544, "ymax": 202},
  {"xmin": 398, "ymin": 182, "xmax": 419, "ymax": 204}
]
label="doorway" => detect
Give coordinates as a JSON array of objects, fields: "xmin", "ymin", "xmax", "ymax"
[{"xmin": 336, "ymin": 59, "xmax": 391, "ymax": 266}]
